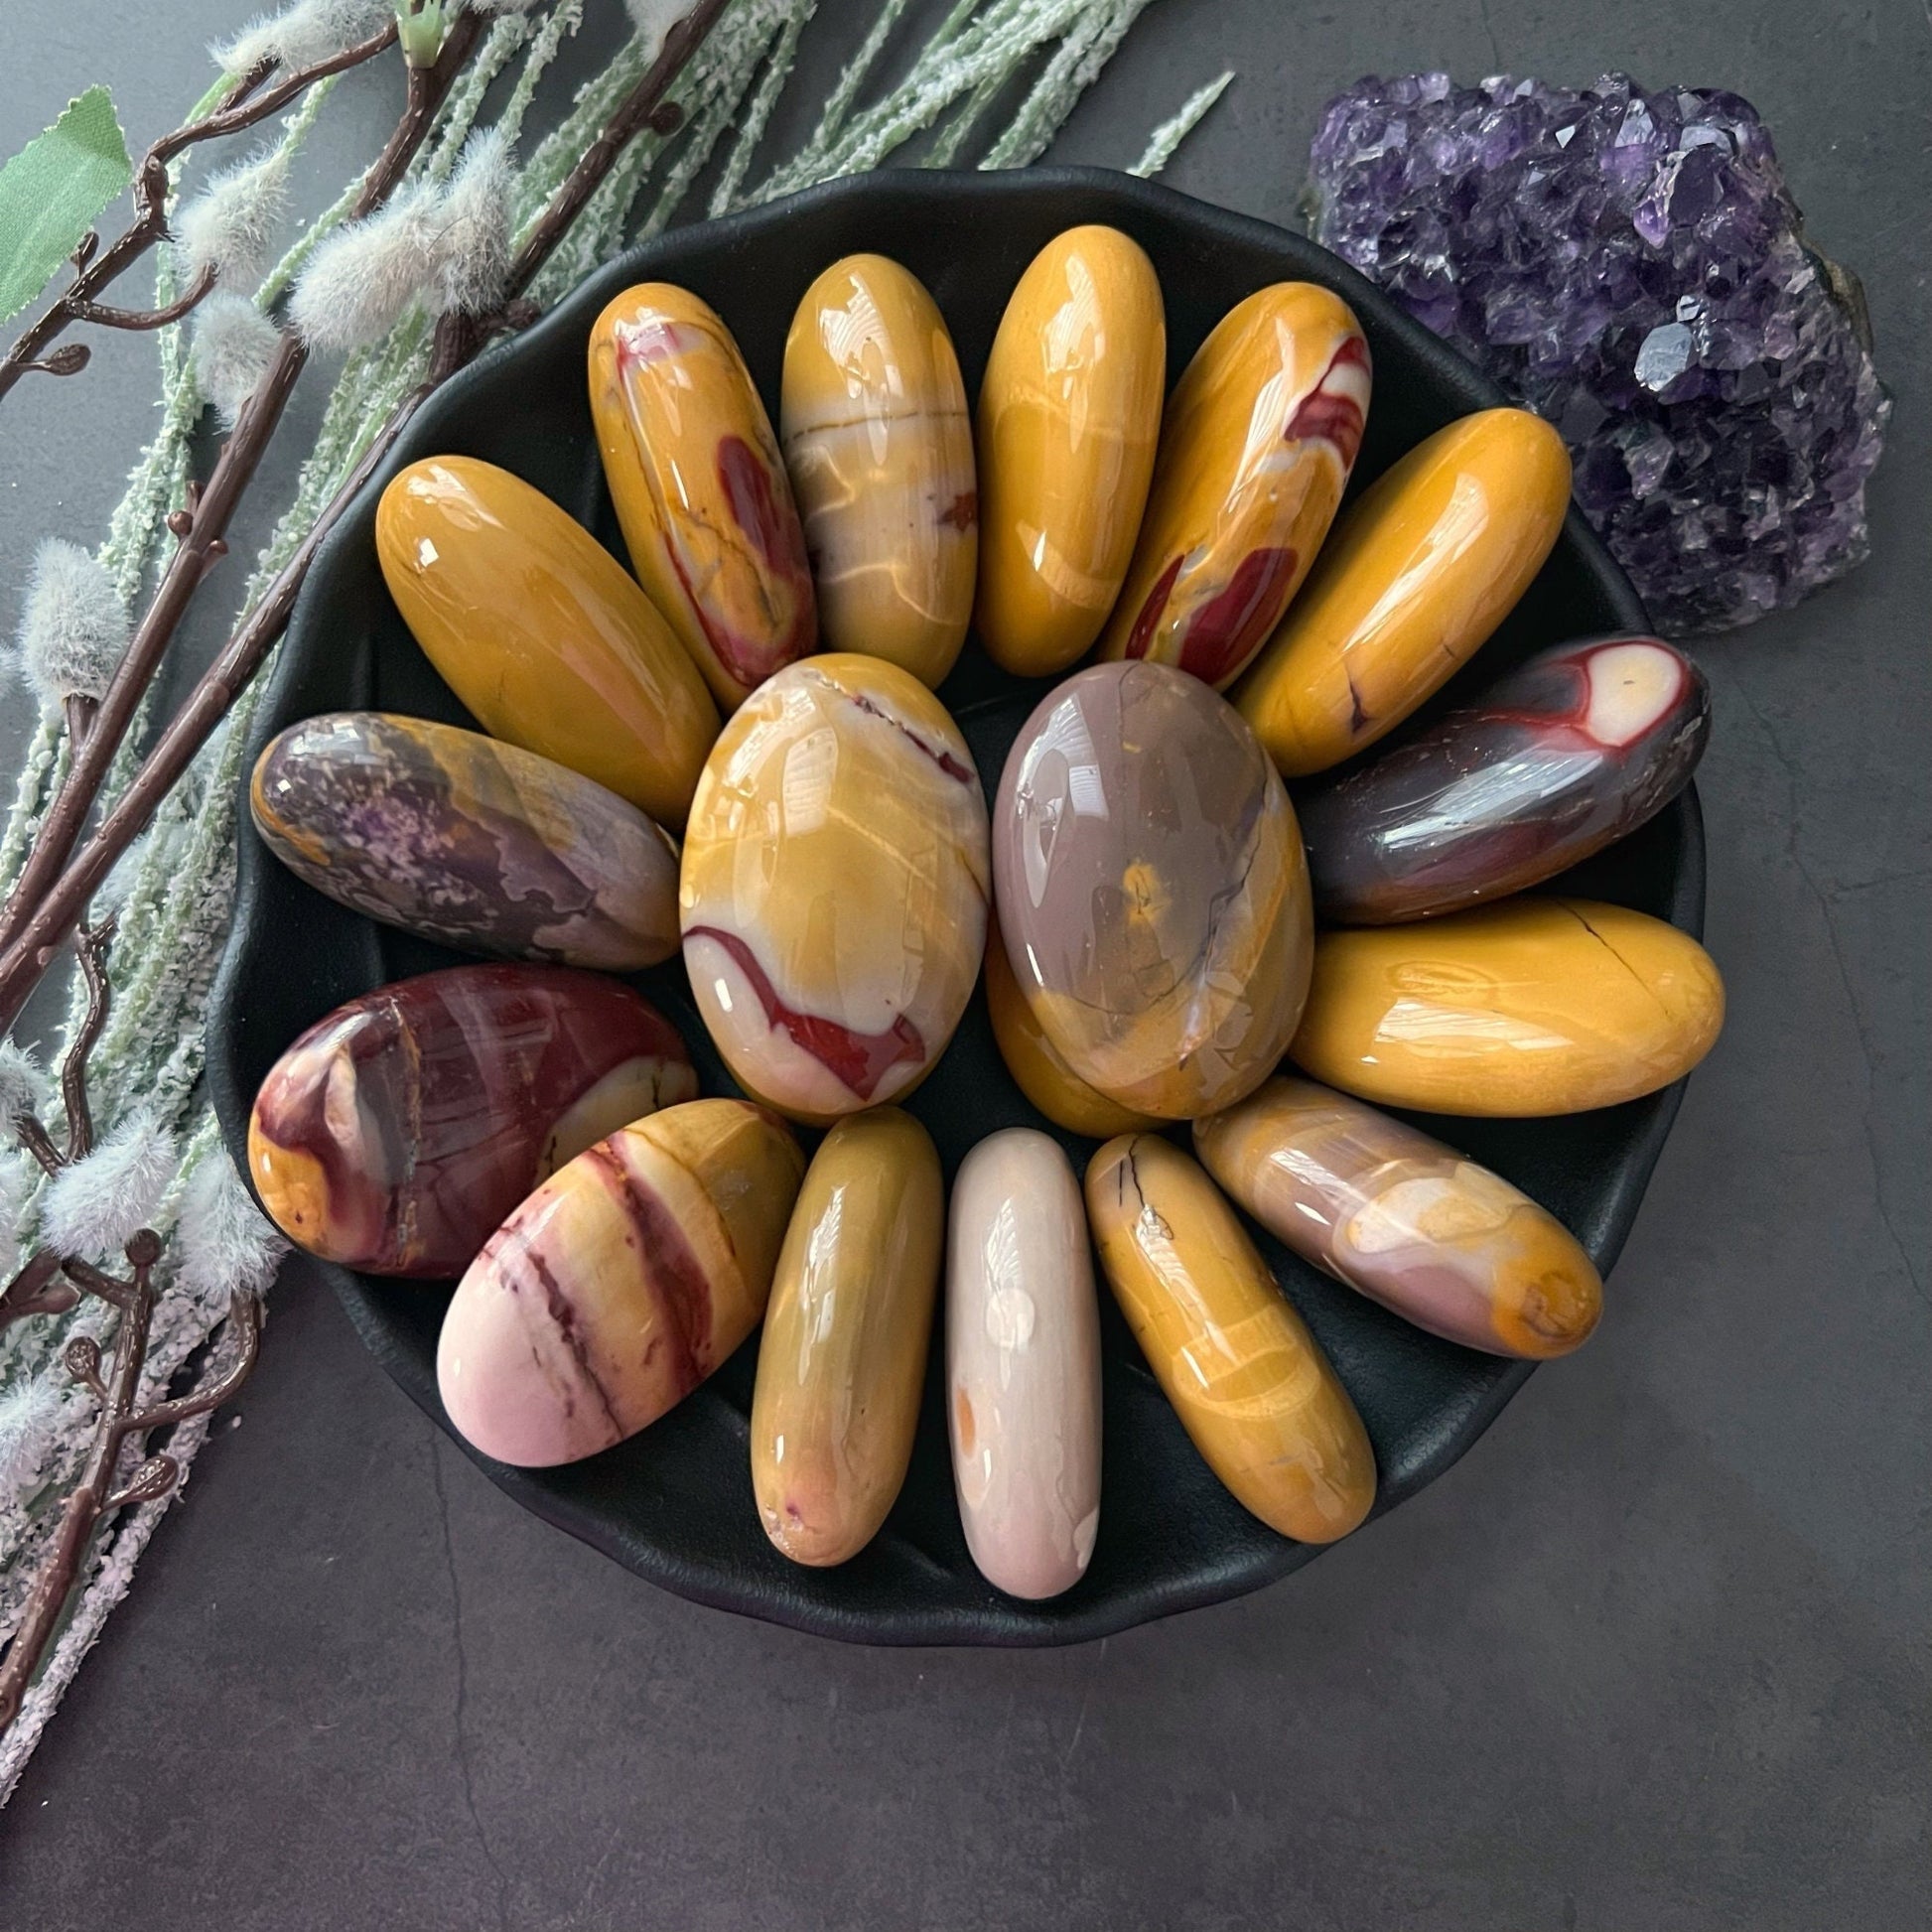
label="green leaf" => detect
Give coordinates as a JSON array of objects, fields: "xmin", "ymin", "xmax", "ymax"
[{"xmin": 0, "ymin": 86, "xmax": 134, "ymax": 326}]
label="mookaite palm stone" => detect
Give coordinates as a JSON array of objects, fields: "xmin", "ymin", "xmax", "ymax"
[
  {"xmin": 781, "ymin": 254, "xmax": 976, "ymax": 688},
  {"xmin": 680, "ymin": 653, "xmax": 990, "ymax": 1125},
  {"xmin": 1085, "ymin": 1133, "xmax": 1375, "ymax": 1544},
  {"xmin": 948, "ymin": 1129, "xmax": 1103, "ymax": 1599},
  {"xmin": 374, "ymin": 456, "xmax": 719, "ymax": 828},
  {"xmin": 993, "ymin": 660, "xmax": 1312, "ymax": 1121},
  {"xmin": 974, "ymin": 225, "xmax": 1167, "ymax": 678},
  {"xmin": 1195, "ymin": 1076, "xmax": 1602, "ymax": 1358},
  {"xmin": 247, "ymin": 966, "xmax": 696, "ymax": 1279},
  {"xmin": 1098, "ymin": 282, "xmax": 1370, "ymax": 689},
  {"xmin": 590, "ymin": 283, "xmax": 815, "ymax": 709},
  {"xmin": 751, "ymin": 1109, "xmax": 943, "ymax": 1567},
  {"xmin": 1295, "ymin": 633, "xmax": 1711, "ymax": 923},
  {"xmin": 438, "ymin": 1099, "xmax": 804, "ymax": 1467},
  {"xmin": 1292, "ymin": 897, "xmax": 1725, "ymax": 1115},
  {"xmin": 983, "ymin": 913, "xmax": 1158, "ymax": 1140},
  {"xmin": 1235, "ymin": 408, "xmax": 1572, "ymax": 776},
  {"xmin": 251, "ymin": 712, "xmax": 682, "ymax": 970}
]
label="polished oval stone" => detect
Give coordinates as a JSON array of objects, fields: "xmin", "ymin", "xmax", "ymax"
[
  {"xmin": 751, "ymin": 1108, "xmax": 943, "ymax": 1567},
  {"xmin": 983, "ymin": 912, "xmax": 1159, "ymax": 1139},
  {"xmin": 1098, "ymin": 283, "xmax": 1370, "ymax": 690},
  {"xmin": 251, "ymin": 711, "xmax": 682, "ymax": 970},
  {"xmin": 1292, "ymin": 897, "xmax": 1725, "ymax": 1116},
  {"xmin": 1296, "ymin": 634, "xmax": 1712, "ymax": 924},
  {"xmin": 780, "ymin": 254, "xmax": 976, "ymax": 688},
  {"xmin": 590, "ymin": 282, "xmax": 815, "ymax": 709},
  {"xmin": 974, "ymin": 225, "xmax": 1166, "ymax": 678},
  {"xmin": 680, "ymin": 653, "xmax": 990, "ymax": 1125},
  {"xmin": 993, "ymin": 660, "xmax": 1313, "ymax": 1121},
  {"xmin": 1195, "ymin": 1076, "xmax": 1602, "ymax": 1357},
  {"xmin": 948, "ymin": 1129, "xmax": 1103, "ymax": 1599},
  {"xmin": 248, "ymin": 966, "xmax": 696, "ymax": 1279},
  {"xmin": 1085, "ymin": 1133, "xmax": 1375, "ymax": 1543},
  {"xmin": 438, "ymin": 1099, "xmax": 804, "ymax": 1466},
  {"xmin": 1236, "ymin": 408, "xmax": 1573, "ymax": 775},
  {"xmin": 374, "ymin": 456, "xmax": 719, "ymax": 828}
]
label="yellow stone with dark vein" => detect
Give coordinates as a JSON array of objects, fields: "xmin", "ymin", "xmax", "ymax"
[
  {"xmin": 1290, "ymin": 897, "xmax": 1725, "ymax": 1116},
  {"xmin": 1085, "ymin": 1133, "xmax": 1375, "ymax": 1544},
  {"xmin": 436, "ymin": 1099, "xmax": 805, "ymax": 1467}
]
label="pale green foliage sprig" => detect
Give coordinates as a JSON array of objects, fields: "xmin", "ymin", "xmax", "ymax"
[{"xmin": 0, "ymin": 0, "xmax": 1233, "ymax": 1793}]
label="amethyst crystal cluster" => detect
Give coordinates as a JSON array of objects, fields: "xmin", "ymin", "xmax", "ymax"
[{"xmin": 1308, "ymin": 73, "xmax": 1889, "ymax": 632}]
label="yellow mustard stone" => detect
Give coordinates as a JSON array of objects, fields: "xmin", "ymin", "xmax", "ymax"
[
  {"xmin": 589, "ymin": 282, "xmax": 816, "ymax": 709},
  {"xmin": 374, "ymin": 456, "xmax": 719, "ymax": 829},
  {"xmin": 1097, "ymin": 282, "xmax": 1370, "ymax": 690},
  {"xmin": 1234, "ymin": 407, "xmax": 1573, "ymax": 776},
  {"xmin": 751, "ymin": 1108, "xmax": 944, "ymax": 1567},
  {"xmin": 781, "ymin": 254, "xmax": 976, "ymax": 688},
  {"xmin": 679, "ymin": 652, "xmax": 990, "ymax": 1126},
  {"xmin": 974, "ymin": 225, "xmax": 1166, "ymax": 677},
  {"xmin": 1085, "ymin": 1134, "xmax": 1376, "ymax": 1544},
  {"xmin": 983, "ymin": 912, "xmax": 1160, "ymax": 1139},
  {"xmin": 1290, "ymin": 897, "xmax": 1725, "ymax": 1116}
]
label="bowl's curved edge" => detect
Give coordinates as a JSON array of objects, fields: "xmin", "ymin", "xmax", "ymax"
[{"xmin": 207, "ymin": 165, "xmax": 1703, "ymax": 1649}]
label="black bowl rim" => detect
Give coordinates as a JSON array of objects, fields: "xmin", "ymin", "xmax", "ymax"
[{"xmin": 207, "ymin": 164, "xmax": 1689, "ymax": 1648}]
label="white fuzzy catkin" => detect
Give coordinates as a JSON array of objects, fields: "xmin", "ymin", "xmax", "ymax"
[
  {"xmin": 192, "ymin": 293, "xmax": 286, "ymax": 425},
  {"xmin": 39, "ymin": 1110, "xmax": 179, "ymax": 1260},
  {"xmin": 174, "ymin": 147, "xmax": 292, "ymax": 289},
  {"xmin": 0, "ymin": 1380, "xmax": 65, "ymax": 1497},
  {"xmin": 466, "ymin": 0, "xmax": 542, "ymax": 13},
  {"xmin": 174, "ymin": 1155, "xmax": 289, "ymax": 1301},
  {"xmin": 12, "ymin": 540, "xmax": 128, "ymax": 712},
  {"xmin": 0, "ymin": 1042, "xmax": 50, "ymax": 1126},
  {"xmin": 430, "ymin": 127, "xmax": 514, "ymax": 315},
  {"xmin": 625, "ymin": 0, "xmax": 690, "ymax": 61},
  {"xmin": 0, "ymin": 1156, "xmax": 29, "ymax": 1279},
  {"xmin": 288, "ymin": 180, "xmax": 444, "ymax": 351},
  {"xmin": 212, "ymin": 0, "xmax": 395, "ymax": 75}
]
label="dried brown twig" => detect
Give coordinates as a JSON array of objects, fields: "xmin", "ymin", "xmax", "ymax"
[
  {"xmin": 0, "ymin": 2, "xmax": 731, "ymax": 1035},
  {"xmin": 0, "ymin": 12, "xmax": 483, "ymax": 1021},
  {"xmin": 0, "ymin": 920, "xmax": 263, "ymax": 1734},
  {"xmin": 0, "ymin": 18, "xmax": 401, "ymax": 404},
  {"xmin": 0, "ymin": 3, "xmax": 740, "ymax": 1737}
]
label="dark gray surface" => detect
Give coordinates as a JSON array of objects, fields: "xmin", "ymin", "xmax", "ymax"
[{"xmin": 0, "ymin": 2, "xmax": 1926, "ymax": 1926}]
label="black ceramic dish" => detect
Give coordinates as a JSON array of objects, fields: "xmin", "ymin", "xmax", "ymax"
[{"xmin": 207, "ymin": 167, "xmax": 1701, "ymax": 1647}]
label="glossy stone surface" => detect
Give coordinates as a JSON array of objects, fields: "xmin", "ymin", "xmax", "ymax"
[
  {"xmin": 974, "ymin": 225, "xmax": 1166, "ymax": 677},
  {"xmin": 1085, "ymin": 1134, "xmax": 1375, "ymax": 1544},
  {"xmin": 1195, "ymin": 1076, "xmax": 1602, "ymax": 1358},
  {"xmin": 1293, "ymin": 897, "xmax": 1725, "ymax": 1116},
  {"xmin": 751, "ymin": 1109, "xmax": 943, "ymax": 1567},
  {"xmin": 374, "ymin": 457, "xmax": 719, "ymax": 828},
  {"xmin": 993, "ymin": 661, "xmax": 1312, "ymax": 1121},
  {"xmin": 1297, "ymin": 633, "xmax": 1711, "ymax": 923},
  {"xmin": 983, "ymin": 912, "xmax": 1159, "ymax": 1139},
  {"xmin": 947, "ymin": 1129, "xmax": 1103, "ymax": 1599},
  {"xmin": 1235, "ymin": 408, "xmax": 1572, "ymax": 777},
  {"xmin": 1098, "ymin": 282, "xmax": 1370, "ymax": 689},
  {"xmin": 438, "ymin": 1099, "xmax": 804, "ymax": 1467},
  {"xmin": 1309, "ymin": 74, "xmax": 1890, "ymax": 633},
  {"xmin": 780, "ymin": 254, "xmax": 976, "ymax": 688},
  {"xmin": 680, "ymin": 653, "xmax": 989, "ymax": 1125},
  {"xmin": 247, "ymin": 966, "xmax": 696, "ymax": 1279},
  {"xmin": 590, "ymin": 283, "xmax": 815, "ymax": 709},
  {"xmin": 250, "ymin": 711, "xmax": 682, "ymax": 970}
]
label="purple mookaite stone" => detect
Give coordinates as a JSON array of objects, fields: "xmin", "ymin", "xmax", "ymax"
[
  {"xmin": 247, "ymin": 966, "xmax": 698, "ymax": 1278},
  {"xmin": 1295, "ymin": 633, "xmax": 1711, "ymax": 923},
  {"xmin": 1307, "ymin": 73, "xmax": 1890, "ymax": 632}
]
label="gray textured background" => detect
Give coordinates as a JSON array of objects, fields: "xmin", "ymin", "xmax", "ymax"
[{"xmin": 0, "ymin": 2, "xmax": 1926, "ymax": 1926}]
